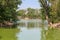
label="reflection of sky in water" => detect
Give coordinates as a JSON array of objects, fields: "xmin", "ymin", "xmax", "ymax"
[
  {"xmin": 17, "ymin": 27, "xmax": 42, "ymax": 40},
  {"xmin": 17, "ymin": 19, "xmax": 48, "ymax": 40}
]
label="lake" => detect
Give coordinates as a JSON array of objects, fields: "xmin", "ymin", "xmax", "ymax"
[{"xmin": 17, "ymin": 19, "xmax": 48, "ymax": 40}]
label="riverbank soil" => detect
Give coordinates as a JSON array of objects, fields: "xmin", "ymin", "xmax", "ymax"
[{"xmin": 49, "ymin": 22, "xmax": 60, "ymax": 28}]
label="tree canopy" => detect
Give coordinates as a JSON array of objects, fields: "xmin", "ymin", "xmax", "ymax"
[
  {"xmin": 0, "ymin": 0, "xmax": 22, "ymax": 27},
  {"xmin": 17, "ymin": 8, "xmax": 41, "ymax": 19},
  {"xmin": 39, "ymin": 0, "xmax": 60, "ymax": 23}
]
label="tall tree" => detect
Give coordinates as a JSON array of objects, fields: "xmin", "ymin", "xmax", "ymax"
[
  {"xmin": 39, "ymin": 0, "xmax": 50, "ymax": 24},
  {"xmin": 39, "ymin": 0, "xmax": 60, "ymax": 25}
]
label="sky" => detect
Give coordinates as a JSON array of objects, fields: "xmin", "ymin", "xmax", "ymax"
[{"xmin": 18, "ymin": 0, "xmax": 40, "ymax": 10}]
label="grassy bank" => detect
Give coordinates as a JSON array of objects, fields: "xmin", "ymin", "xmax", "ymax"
[
  {"xmin": 0, "ymin": 28, "xmax": 19, "ymax": 40},
  {"xmin": 46, "ymin": 28, "xmax": 60, "ymax": 40}
]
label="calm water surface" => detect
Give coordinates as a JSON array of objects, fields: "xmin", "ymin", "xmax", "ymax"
[
  {"xmin": 17, "ymin": 27, "xmax": 42, "ymax": 40},
  {"xmin": 17, "ymin": 19, "xmax": 48, "ymax": 40}
]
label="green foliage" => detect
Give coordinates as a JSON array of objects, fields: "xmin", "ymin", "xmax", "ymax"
[
  {"xmin": 27, "ymin": 8, "xmax": 36, "ymax": 18},
  {"xmin": 49, "ymin": 0, "xmax": 60, "ymax": 23},
  {"xmin": 17, "ymin": 8, "xmax": 41, "ymax": 19},
  {"xmin": 39, "ymin": 0, "xmax": 60, "ymax": 23},
  {"xmin": 40, "ymin": 8, "xmax": 46, "ymax": 20},
  {"xmin": 39, "ymin": 0, "xmax": 50, "ymax": 20},
  {"xmin": 17, "ymin": 10, "xmax": 26, "ymax": 16},
  {"xmin": 0, "ymin": 0, "xmax": 22, "ymax": 27}
]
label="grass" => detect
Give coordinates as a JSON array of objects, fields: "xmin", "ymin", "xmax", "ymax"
[
  {"xmin": 0, "ymin": 28, "xmax": 19, "ymax": 40},
  {"xmin": 46, "ymin": 28, "xmax": 60, "ymax": 40}
]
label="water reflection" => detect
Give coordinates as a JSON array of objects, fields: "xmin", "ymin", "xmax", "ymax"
[
  {"xmin": 17, "ymin": 19, "xmax": 48, "ymax": 40},
  {"xmin": 17, "ymin": 27, "xmax": 41, "ymax": 40}
]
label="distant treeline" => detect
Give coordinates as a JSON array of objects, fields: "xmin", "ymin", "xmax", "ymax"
[{"xmin": 17, "ymin": 8, "xmax": 42, "ymax": 19}]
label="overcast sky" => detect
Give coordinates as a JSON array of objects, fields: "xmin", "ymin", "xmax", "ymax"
[{"xmin": 18, "ymin": 0, "xmax": 40, "ymax": 10}]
